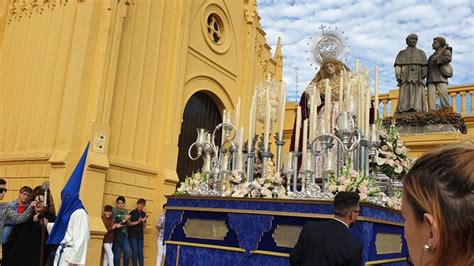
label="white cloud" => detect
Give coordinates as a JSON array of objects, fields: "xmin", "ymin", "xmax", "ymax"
[{"xmin": 258, "ymin": 0, "xmax": 474, "ymax": 101}]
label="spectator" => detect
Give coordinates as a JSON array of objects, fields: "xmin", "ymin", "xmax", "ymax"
[
  {"xmin": 156, "ymin": 203, "xmax": 167, "ymax": 266},
  {"xmin": 112, "ymin": 196, "xmax": 131, "ymax": 266},
  {"xmin": 0, "ymin": 179, "xmax": 36, "ymax": 264},
  {"xmin": 290, "ymin": 192, "xmax": 362, "ymax": 266},
  {"xmin": 128, "ymin": 198, "xmax": 147, "ymax": 266},
  {"xmin": 1, "ymin": 186, "xmax": 32, "ymax": 261},
  {"xmin": 102, "ymin": 205, "xmax": 121, "ymax": 266},
  {"xmin": 5, "ymin": 186, "xmax": 55, "ymax": 266},
  {"xmin": 401, "ymin": 145, "xmax": 474, "ymax": 265}
]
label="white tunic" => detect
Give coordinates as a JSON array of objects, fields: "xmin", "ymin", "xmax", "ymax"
[{"xmin": 48, "ymin": 209, "xmax": 90, "ymax": 266}]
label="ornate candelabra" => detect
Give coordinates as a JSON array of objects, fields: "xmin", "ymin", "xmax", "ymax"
[{"xmin": 188, "ymin": 121, "xmax": 238, "ymax": 196}]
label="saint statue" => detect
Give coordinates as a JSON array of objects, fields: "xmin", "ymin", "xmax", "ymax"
[
  {"xmin": 394, "ymin": 34, "xmax": 428, "ymax": 114},
  {"xmin": 289, "ymin": 59, "xmax": 350, "ymax": 152},
  {"xmin": 427, "ymin": 37, "xmax": 452, "ymax": 111}
]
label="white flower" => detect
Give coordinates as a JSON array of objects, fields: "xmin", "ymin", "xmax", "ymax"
[
  {"xmin": 359, "ymin": 192, "xmax": 368, "ymax": 201},
  {"xmin": 257, "ymin": 178, "xmax": 265, "ymax": 185},
  {"xmin": 328, "ymin": 184, "xmax": 337, "ymax": 193},
  {"xmin": 376, "ymin": 157, "xmax": 385, "ymax": 166},
  {"xmin": 394, "ymin": 165, "xmax": 403, "ymax": 174},
  {"xmin": 261, "ymin": 188, "xmax": 272, "ymax": 198},
  {"xmin": 177, "ymin": 185, "xmax": 186, "ymax": 193},
  {"xmin": 359, "ymin": 184, "xmax": 368, "ymax": 194},
  {"xmin": 395, "ymin": 147, "xmax": 403, "ymax": 155},
  {"xmin": 338, "ymin": 185, "xmax": 346, "ymax": 192}
]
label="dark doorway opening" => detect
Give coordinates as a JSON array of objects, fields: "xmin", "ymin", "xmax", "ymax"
[{"xmin": 176, "ymin": 92, "xmax": 222, "ymax": 182}]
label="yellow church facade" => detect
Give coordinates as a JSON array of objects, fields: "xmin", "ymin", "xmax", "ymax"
[{"xmin": 0, "ymin": 0, "xmax": 282, "ymax": 264}]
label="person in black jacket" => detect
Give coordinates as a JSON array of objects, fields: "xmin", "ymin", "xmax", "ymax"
[{"xmin": 290, "ymin": 192, "xmax": 362, "ymax": 266}]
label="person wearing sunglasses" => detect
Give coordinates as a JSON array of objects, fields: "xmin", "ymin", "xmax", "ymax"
[
  {"xmin": 1, "ymin": 185, "xmax": 33, "ymax": 261},
  {"xmin": 0, "ymin": 179, "xmax": 37, "ymax": 264}
]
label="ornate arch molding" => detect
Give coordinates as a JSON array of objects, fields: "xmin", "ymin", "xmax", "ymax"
[{"xmin": 182, "ymin": 75, "xmax": 234, "ymax": 116}]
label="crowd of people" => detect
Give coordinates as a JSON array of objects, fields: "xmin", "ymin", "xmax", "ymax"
[
  {"xmin": 0, "ymin": 182, "xmax": 166, "ymax": 266},
  {"xmin": 100, "ymin": 196, "xmax": 167, "ymax": 266},
  {"xmin": 0, "ymin": 182, "xmax": 57, "ymax": 265}
]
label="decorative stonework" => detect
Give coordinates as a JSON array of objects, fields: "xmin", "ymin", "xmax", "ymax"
[
  {"xmin": 8, "ymin": 0, "xmax": 69, "ymax": 23},
  {"xmin": 7, "ymin": 0, "xmax": 133, "ymax": 24}
]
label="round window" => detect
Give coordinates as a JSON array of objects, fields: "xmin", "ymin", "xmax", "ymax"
[{"xmin": 201, "ymin": 4, "xmax": 231, "ymax": 54}]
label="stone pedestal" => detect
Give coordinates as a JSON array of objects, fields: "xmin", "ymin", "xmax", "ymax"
[
  {"xmin": 399, "ymin": 124, "xmax": 458, "ymax": 134},
  {"xmin": 401, "ymin": 131, "xmax": 469, "ymax": 158}
]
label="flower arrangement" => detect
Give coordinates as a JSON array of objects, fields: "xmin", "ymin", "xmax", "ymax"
[
  {"xmin": 326, "ymin": 161, "xmax": 381, "ymax": 201},
  {"xmin": 383, "ymin": 108, "xmax": 467, "ymax": 134},
  {"xmin": 231, "ymin": 159, "xmax": 286, "ymax": 198},
  {"xmin": 326, "ymin": 161, "xmax": 402, "ymax": 209},
  {"xmin": 370, "ymin": 121, "xmax": 412, "ymax": 180},
  {"xmin": 175, "ymin": 172, "xmax": 206, "ymax": 196}
]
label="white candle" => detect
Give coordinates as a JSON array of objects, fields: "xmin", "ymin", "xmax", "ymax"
[
  {"xmin": 345, "ymin": 82, "xmax": 351, "ymax": 113},
  {"xmin": 365, "ymin": 81, "xmax": 370, "ymax": 135},
  {"xmin": 324, "ymin": 152, "xmax": 335, "ymax": 173},
  {"xmin": 248, "ymin": 94, "xmax": 256, "ymax": 151},
  {"xmin": 204, "ymin": 154, "xmax": 211, "ymax": 172},
  {"xmin": 286, "ymin": 152, "xmax": 293, "ymax": 171},
  {"xmin": 235, "ymin": 97, "xmax": 241, "ymax": 131},
  {"xmin": 370, "ymin": 124, "xmax": 379, "ymax": 142},
  {"xmin": 305, "ymin": 151, "xmax": 312, "ymax": 171},
  {"xmin": 339, "ymin": 76, "xmax": 344, "ymax": 107},
  {"xmin": 324, "ymin": 79, "xmax": 331, "ymax": 132},
  {"xmin": 236, "ymin": 153, "xmax": 243, "ymax": 171},
  {"xmin": 294, "ymin": 106, "xmax": 301, "ymax": 152},
  {"xmin": 374, "ymin": 66, "xmax": 379, "ymax": 120},
  {"xmin": 358, "ymin": 80, "xmax": 363, "ymax": 131},
  {"xmin": 221, "ymin": 110, "xmax": 227, "ymax": 146},
  {"xmin": 302, "ymin": 119, "xmax": 308, "ymax": 165},
  {"xmin": 278, "ymin": 82, "xmax": 286, "ymax": 141},
  {"xmin": 263, "ymin": 90, "xmax": 271, "ymax": 152},
  {"xmin": 309, "ymin": 95, "xmax": 315, "ymax": 142},
  {"xmin": 222, "ymin": 153, "xmax": 229, "ymax": 171},
  {"xmin": 238, "ymin": 126, "xmax": 244, "ymax": 153}
]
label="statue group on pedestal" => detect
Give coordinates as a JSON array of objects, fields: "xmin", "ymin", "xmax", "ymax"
[{"xmin": 395, "ymin": 34, "xmax": 453, "ymax": 114}]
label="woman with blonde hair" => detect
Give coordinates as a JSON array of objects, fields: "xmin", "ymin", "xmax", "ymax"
[{"xmin": 401, "ymin": 145, "xmax": 474, "ymax": 265}]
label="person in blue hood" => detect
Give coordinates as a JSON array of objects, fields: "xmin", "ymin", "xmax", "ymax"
[{"xmin": 47, "ymin": 144, "xmax": 90, "ymax": 265}]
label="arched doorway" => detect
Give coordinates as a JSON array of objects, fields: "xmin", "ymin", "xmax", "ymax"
[{"xmin": 176, "ymin": 91, "xmax": 222, "ymax": 182}]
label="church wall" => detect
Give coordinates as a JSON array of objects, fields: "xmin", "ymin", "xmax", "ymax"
[{"xmin": 0, "ymin": 162, "xmax": 50, "ymax": 201}]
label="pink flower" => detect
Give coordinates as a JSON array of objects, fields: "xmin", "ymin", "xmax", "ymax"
[
  {"xmin": 359, "ymin": 184, "xmax": 368, "ymax": 194},
  {"xmin": 381, "ymin": 145, "xmax": 388, "ymax": 151},
  {"xmin": 395, "ymin": 147, "xmax": 403, "ymax": 154},
  {"xmin": 349, "ymin": 170, "xmax": 359, "ymax": 178},
  {"xmin": 338, "ymin": 185, "xmax": 346, "ymax": 192},
  {"xmin": 338, "ymin": 176, "xmax": 346, "ymax": 184},
  {"xmin": 250, "ymin": 189, "xmax": 259, "ymax": 198},
  {"xmin": 359, "ymin": 192, "xmax": 368, "ymax": 201}
]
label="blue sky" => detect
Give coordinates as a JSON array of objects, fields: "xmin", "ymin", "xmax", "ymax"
[{"xmin": 258, "ymin": 0, "xmax": 474, "ymax": 101}]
